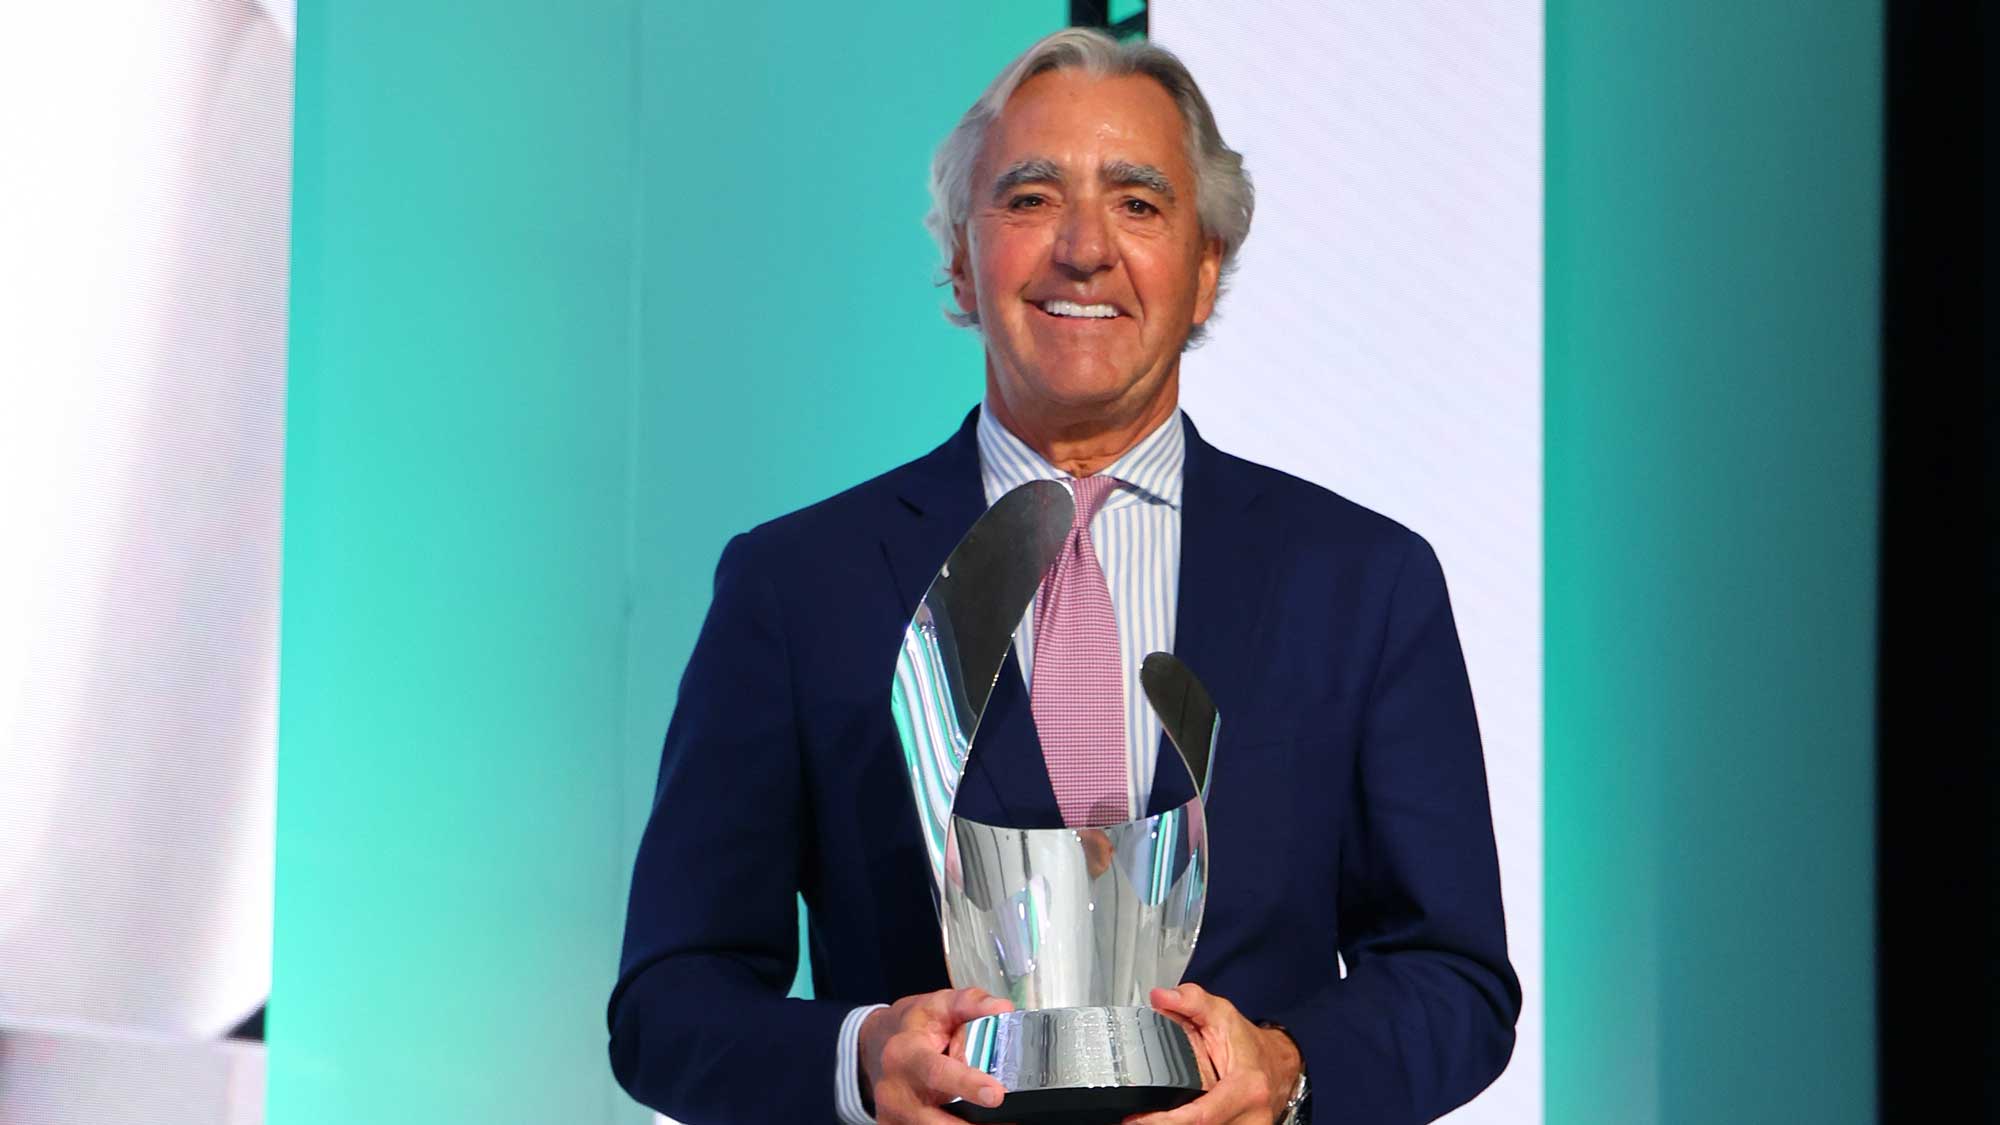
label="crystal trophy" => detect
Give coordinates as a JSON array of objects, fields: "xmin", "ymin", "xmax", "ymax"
[{"xmin": 890, "ymin": 479, "xmax": 1219, "ymax": 1123}]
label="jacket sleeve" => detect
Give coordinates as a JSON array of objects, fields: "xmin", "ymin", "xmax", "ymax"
[
  {"xmin": 608, "ymin": 532, "xmax": 853, "ymax": 1121},
  {"xmin": 1269, "ymin": 534, "xmax": 1521, "ymax": 1124}
]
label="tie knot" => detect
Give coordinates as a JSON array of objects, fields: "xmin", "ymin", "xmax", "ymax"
[{"xmin": 1067, "ymin": 474, "xmax": 1120, "ymax": 528}]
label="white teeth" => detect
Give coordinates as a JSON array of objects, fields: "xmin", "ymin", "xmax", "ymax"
[{"xmin": 1040, "ymin": 299, "xmax": 1120, "ymax": 319}]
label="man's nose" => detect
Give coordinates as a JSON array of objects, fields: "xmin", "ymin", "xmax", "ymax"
[{"xmin": 1053, "ymin": 201, "xmax": 1115, "ymax": 275}]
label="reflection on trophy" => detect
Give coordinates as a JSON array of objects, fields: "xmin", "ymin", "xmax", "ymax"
[{"xmin": 890, "ymin": 480, "xmax": 1220, "ymax": 1123}]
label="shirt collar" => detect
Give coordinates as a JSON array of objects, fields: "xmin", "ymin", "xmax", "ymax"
[{"xmin": 976, "ymin": 400, "xmax": 1185, "ymax": 511}]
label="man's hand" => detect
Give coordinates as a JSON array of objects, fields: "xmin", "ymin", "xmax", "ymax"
[
  {"xmin": 1125, "ymin": 983, "xmax": 1302, "ymax": 1124},
  {"xmin": 860, "ymin": 987, "xmax": 1015, "ymax": 1124}
]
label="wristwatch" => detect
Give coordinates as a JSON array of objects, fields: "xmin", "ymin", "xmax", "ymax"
[{"xmin": 1277, "ymin": 1065, "xmax": 1310, "ymax": 1125}]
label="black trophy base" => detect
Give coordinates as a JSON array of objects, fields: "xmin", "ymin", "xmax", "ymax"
[{"xmin": 947, "ymin": 1084, "xmax": 1201, "ymax": 1124}]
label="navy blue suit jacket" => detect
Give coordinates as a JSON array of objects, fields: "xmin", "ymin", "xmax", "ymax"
[{"xmin": 610, "ymin": 410, "xmax": 1519, "ymax": 1123}]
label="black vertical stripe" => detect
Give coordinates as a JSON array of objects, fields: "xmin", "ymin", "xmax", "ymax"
[{"xmin": 1877, "ymin": 2, "xmax": 1995, "ymax": 1121}]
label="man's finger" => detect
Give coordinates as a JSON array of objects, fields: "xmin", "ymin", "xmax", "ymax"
[
  {"xmin": 878, "ymin": 1090, "xmax": 1009, "ymax": 1125},
  {"xmin": 914, "ymin": 1048, "xmax": 1007, "ymax": 1110},
  {"xmin": 887, "ymin": 1098, "xmax": 1004, "ymax": 1125},
  {"xmin": 946, "ymin": 987, "xmax": 1014, "ymax": 1026},
  {"xmin": 899, "ymin": 988, "xmax": 969, "ymax": 1035},
  {"xmin": 1152, "ymin": 982, "xmax": 1242, "ymax": 1026},
  {"xmin": 1149, "ymin": 984, "xmax": 1214, "ymax": 1023},
  {"xmin": 1122, "ymin": 1075, "xmax": 1258, "ymax": 1125}
]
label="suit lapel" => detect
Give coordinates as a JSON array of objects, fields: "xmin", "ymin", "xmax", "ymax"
[
  {"xmin": 880, "ymin": 410, "xmax": 986, "ymax": 618},
  {"xmin": 1146, "ymin": 416, "xmax": 1277, "ymax": 813},
  {"xmin": 880, "ymin": 408, "xmax": 1062, "ymax": 827}
]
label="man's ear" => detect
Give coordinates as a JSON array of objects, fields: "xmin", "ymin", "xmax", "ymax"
[
  {"xmin": 949, "ymin": 230, "xmax": 978, "ymax": 317},
  {"xmin": 1190, "ymin": 235, "xmax": 1223, "ymax": 325}
]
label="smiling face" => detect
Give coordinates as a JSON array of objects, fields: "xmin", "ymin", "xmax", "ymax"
[{"xmin": 952, "ymin": 68, "xmax": 1222, "ymax": 439}]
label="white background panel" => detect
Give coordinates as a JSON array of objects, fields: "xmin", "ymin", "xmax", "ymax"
[
  {"xmin": 0, "ymin": 2, "xmax": 293, "ymax": 1118},
  {"xmin": 1151, "ymin": 5, "xmax": 1543, "ymax": 1121}
]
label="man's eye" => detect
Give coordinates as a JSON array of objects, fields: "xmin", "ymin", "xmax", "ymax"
[
  {"xmin": 1122, "ymin": 198, "xmax": 1159, "ymax": 216},
  {"xmin": 1008, "ymin": 194, "xmax": 1046, "ymax": 210}
]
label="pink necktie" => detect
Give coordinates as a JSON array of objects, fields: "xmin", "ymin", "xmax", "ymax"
[{"xmin": 1031, "ymin": 474, "xmax": 1128, "ymax": 828}]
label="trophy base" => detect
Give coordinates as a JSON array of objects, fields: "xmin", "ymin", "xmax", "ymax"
[
  {"xmin": 947, "ymin": 1084, "xmax": 1195, "ymax": 1124},
  {"xmin": 946, "ymin": 1006, "xmax": 1203, "ymax": 1125}
]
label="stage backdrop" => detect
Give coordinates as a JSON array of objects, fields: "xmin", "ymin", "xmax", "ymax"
[
  {"xmin": 0, "ymin": 2, "xmax": 292, "ymax": 1121},
  {"xmin": 1545, "ymin": 5, "xmax": 1879, "ymax": 1123},
  {"xmin": 1154, "ymin": 5, "xmax": 1545, "ymax": 1120},
  {"xmin": 278, "ymin": 3, "xmax": 1879, "ymax": 1123},
  {"xmin": 276, "ymin": 3, "xmax": 1064, "ymax": 1123}
]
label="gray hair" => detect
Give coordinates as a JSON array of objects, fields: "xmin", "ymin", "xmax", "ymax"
[{"xmin": 925, "ymin": 28, "xmax": 1254, "ymax": 347}]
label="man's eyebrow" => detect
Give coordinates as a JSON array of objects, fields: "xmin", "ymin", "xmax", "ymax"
[
  {"xmin": 1103, "ymin": 160, "xmax": 1176, "ymax": 201},
  {"xmin": 991, "ymin": 158, "xmax": 1063, "ymax": 200}
]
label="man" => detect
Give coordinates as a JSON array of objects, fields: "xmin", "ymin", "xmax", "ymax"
[{"xmin": 610, "ymin": 28, "xmax": 1518, "ymax": 1125}]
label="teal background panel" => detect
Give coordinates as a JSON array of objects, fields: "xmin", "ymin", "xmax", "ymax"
[
  {"xmin": 1545, "ymin": 4, "xmax": 1881, "ymax": 1124},
  {"xmin": 274, "ymin": 1, "xmax": 640, "ymax": 1122},
  {"xmin": 277, "ymin": 3, "xmax": 1060, "ymax": 1122}
]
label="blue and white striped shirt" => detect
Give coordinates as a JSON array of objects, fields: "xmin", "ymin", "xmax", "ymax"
[
  {"xmin": 975, "ymin": 404, "xmax": 1184, "ymax": 818},
  {"xmin": 833, "ymin": 403, "xmax": 1187, "ymax": 1124}
]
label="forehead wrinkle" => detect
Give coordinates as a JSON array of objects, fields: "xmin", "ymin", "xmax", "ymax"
[{"xmin": 1101, "ymin": 159, "xmax": 1176, "ymax": 201}]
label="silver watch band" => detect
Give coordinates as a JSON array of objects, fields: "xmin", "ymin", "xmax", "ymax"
[{"xmin": 1276, "ymin": 1065, "xmax": 1309, "ymax": 1125}]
